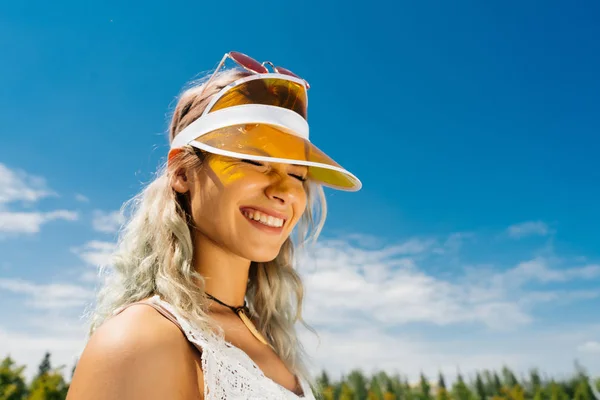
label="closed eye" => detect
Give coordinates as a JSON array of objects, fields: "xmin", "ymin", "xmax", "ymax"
[
  {"xmin": 242, "ymin": 159, "xmax": 306, "ymax": 182},
  {"xmin": 289, "ymin": 173, "xmax": 307, "ymax": 182},
  {"xmin": 241, "ymin": 159, "xmax": 264, "ymax": 167}
]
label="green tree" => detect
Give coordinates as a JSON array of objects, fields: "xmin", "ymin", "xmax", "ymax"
[
  {"xmin": 533, "ymin": 387, "xmax": 545, "ymax": 400},
  {"xmin": 436, "ymin": 373, "xmax": 450, "ymax": 400},
  {"xmin": 28, "ymin": 371, "xmax": 69, "ymax": 400},
  {"xmin": 375, "ymin": 372, "xmax": 392, "ymax": 393},
  {"xmin": 492, "ymin": 373, "xmax": 503, "ymax": 396},
  {"xmin": 475, "ymin": 372, "xmax": 486, "ymax": 400},
  {"xmin": 573, "ymin": 379, "xmax": 592, "ymax": 400},
  {"xmin": 381, "ymin": 376, "xmax": 397, "ymax": 400},
  {"xmin": 333, "ymin": 378, "xmax": 344, "ymax": 400},
  {"xmin": 418, "ymin": 373, "xmax": 432, "ymax": 400},
  {"xmin": 316, "ymin": 370, "xmax": 332, "ymax": 397},
  {"xmin": 320, "ymin": 385, "xmax": 335, "ymax": 400},
  {"xmin": 525, "ymin": 369, "xmax": 543, "ymax": 400},
  {"xmin": 317, "ymin": 370, "xmax": 331, "ymax": 388},
  {"xmin": 506, "ymin": 384, "xmax": 525, "ymax": 400},
  {"xmin": 347, "ymin": 370, "xmax": 369, "ymax": 400},
  {"xmin": 388, "ymin": 374, "xmax": 404, "ymax": 400},
  {"xmin": 437, "ymin": 372, "xmax": 446, "ymax": 391},
  {"xmin": 593, "ymin": 378, "xmax": 600, "ymax": 398},
  {"xmin": 339, "ymin": 382, "xmax": 355, "ymax": 400},
  {"xmin": 367, "ymin": 374, "xmax": 384, "ymax": 400},
  {"xmin": 502, "ymin": 367, "xmax": 518, "ymax": 389},
  {"xmin": 481, "ymin": 370, "xmax": 499, "ymax": 399},
  {"xmin": 530, "ymin": 369, "xmax": 542, "ymax": 390},
  {"xmin": 27, "ymin": 353, "xmax": 69, "ymax": 400},
  {"xmin": 0, "ymin": 356, "xmax": 28, "ymax": 400},
  {"xmin": 403, "ymin": 378, "xmax": 416, "ymax": 400},
  {"xmin": 383, "ymin": 392, "xmax": 397, "ymax": 400},
  {"xmin": 35, "ymin": 353, "xmax": 51, "ymax": 379},
  {"xmin": 453, "ymin": 372, "xmax": 473, "ymax": 400},
  {"xmin": 549, "ymin": 382, "xmax": 569, "ymax": 400},
  {"xmin": 571, "ymin": 361, "xmax": 596, "ymax": 400}
]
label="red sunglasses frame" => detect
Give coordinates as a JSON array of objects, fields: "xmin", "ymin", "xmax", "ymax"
[{"xmin": 203, "ymin": 51, "xmax": 310, "ymax": 92}]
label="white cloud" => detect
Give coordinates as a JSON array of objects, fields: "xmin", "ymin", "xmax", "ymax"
[
  {"xmin": 433, "ymin": 232, "xmax": 474, "ymax": 255},
  {"xmin": 502, "ymin": 258, "xmax": 600, "ymax": 284},
  {"xmin": 71, "ymin": 240, "xmax": 116, "ymax": 266},
  {"xmin": 520, "ymin": 289, "xmax": 599, "ymax": 305},
  {"xmin": 296, "ymin": 235, "xmax": 600, "ymax": 378},
  {"xmin": 79, "ymin": 270, "xmax": 101, "ymax": 283},
  {"xmin": 507, "ymin": 221, "xmax": 550, "ymax": 238},
  {"xmin": 0, "ymin": 276, "xmax": 94, "ymax": 380},
  {"xmin": 0, "ymin": 326, "xmax": 86, "ymax": 381},
  {"xmin": 0, "ymin": 278, "xmax": 94, "ymax": 310},
  {"xmin": 578, "ymin": 341, "xmax": 600, "ymax": 354},
  {"xmin": 75, "ymin": 194, "xmax": 89, "ymax": 203},
  {"xmin": 92, "ymin": 210, "xmax": 125, "ymax": 234},
  {"xmin": 300, "ymin": 327, "xmax": 524, "ymax": 382},
  {"xmin": 301, "ymin": 323, "xmax": 600, "ymax": 382},
  {"xmin": 299, "ymin": 239, "xmax": 538, "ymax": 331},
  {"xmin": 0, "ymin": 210, "xmax": 78, "ymax": 234},
  {"xmin": 293, "ymin": 234, "xmax": 600, "ymax": 381},
  {"xmin": 0, "ymin": 163, "xmax": 54, "ymax": 205},
  {"xmin": 0, "ymin": 164, "xmax": 78, "ymax": 237}
]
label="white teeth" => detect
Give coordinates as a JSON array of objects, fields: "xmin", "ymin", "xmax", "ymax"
[{"xmin": 243, "ymin": 210, "xmax": 284, "ymax": 228}]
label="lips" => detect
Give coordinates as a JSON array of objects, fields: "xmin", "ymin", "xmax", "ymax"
[{"xmin": 240, "ymin": 207, "xmax": 287, "ymax": 228}]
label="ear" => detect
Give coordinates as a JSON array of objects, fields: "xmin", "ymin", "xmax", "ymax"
[{"xmin": 171, "ymin": 167, "xmax": 191, "ymax": 194}]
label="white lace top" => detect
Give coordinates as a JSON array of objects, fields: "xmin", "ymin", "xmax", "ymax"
[{"xmin": 113, "ymin": 295, "xmax": 315, "ymax": 400}]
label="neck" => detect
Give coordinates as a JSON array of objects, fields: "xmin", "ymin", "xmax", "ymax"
[{"xmin": 193, "ymin": 234, "xmax": 250, "ymax": 307}]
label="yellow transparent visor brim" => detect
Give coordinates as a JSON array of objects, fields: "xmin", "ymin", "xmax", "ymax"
[{"xmin": 190, "ymin": 124, "xmax": 361, "ymax": 191}]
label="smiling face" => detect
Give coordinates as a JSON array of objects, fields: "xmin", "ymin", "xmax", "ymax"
[{"xmin": 172, "ymin": 153, "xmax": 309, "ymax": 262}]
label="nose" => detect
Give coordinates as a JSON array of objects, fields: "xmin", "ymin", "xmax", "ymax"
[{"xmin": 264, "ymin": 174, "xmax": 299, "ymax": 205}]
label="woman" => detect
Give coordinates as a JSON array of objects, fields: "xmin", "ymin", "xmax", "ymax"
[{"xmin": 67, "ymin": 51, "xmax": 361, "ymax": 399}]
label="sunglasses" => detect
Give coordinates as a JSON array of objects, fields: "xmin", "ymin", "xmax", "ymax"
[{"xmin": 204, "ymin": 51, "xmax": 310, "ymax": 91}]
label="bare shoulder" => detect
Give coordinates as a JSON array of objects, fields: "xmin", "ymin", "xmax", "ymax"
[{"xmin": 67, "ymin": 303, "xmax": 203, "ymax": 400}]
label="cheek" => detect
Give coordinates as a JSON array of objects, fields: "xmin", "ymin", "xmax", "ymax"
[
  {"xmin": 208, "ymin": 157, "xmax": 249, "ymax": 185},
  {"xmin": 291, "ymin": 187, "xmax": 309, "ymax": 224},
  {"xmin": 188, "ymin": 164, "xmax": 255, "ymax": 224},
  {"xmin": 187, "ymin": 170, "xmax": 230, "ymax": 225}
]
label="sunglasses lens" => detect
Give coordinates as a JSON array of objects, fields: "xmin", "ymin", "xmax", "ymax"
[
  {"xmin": 275, "ymin": 66, "xmax": 310, "ymax": 89},
  {"xmin": 229, "ymin": 51, "xmax": 268, "ymax": 74}
]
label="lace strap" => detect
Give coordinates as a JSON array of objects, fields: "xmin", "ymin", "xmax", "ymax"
[
  {"xmin": 112, "ymin": 297, "xmax": 207, "ymax": 355},
  {"xmin": 114, "ymin": 298, "xmax": 183, "ymax": 330}
]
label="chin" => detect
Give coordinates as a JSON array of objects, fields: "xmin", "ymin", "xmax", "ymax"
[
  {"xmin": 241, "ymin": 246, "xmax": 282, "ymax": 263},
  {"xmin": 250, "ymin": 252, "xmax": 280, "ymax": 263}
]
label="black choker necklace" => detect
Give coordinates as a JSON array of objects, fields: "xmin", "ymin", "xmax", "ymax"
[
  {"xmin": 205, "ymin": 293, "xmax": 248, "ymax": 314},
  {"xmin": 205, "ymin": 292, "xmax": 270, "ymax": 346}
]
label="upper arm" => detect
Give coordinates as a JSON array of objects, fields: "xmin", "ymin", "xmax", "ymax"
[{"xmin": 67, "ymin": 305, "xmax": 203, "ymax": 400}]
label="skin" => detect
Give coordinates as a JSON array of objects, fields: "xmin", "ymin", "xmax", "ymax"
[{"xmin": 67, "ymin": 154, "xmax": 309, "ymax": 400}]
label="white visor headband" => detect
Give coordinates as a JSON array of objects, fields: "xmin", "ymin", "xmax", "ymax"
[{"xmin": 170, "ymin": 103, "xmax": 309, "ymax": 149}]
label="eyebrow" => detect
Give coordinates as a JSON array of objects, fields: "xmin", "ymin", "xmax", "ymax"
[
  {"xmin": 241, "ymin": 146, "xmax": 271, "ymax": 157},
  {"xmin": 235, "ymin": 147, "xmax": 308, "ymax": 170}
]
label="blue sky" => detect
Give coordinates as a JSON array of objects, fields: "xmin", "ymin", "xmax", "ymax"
[{"xmin": 1, "ymin": 0, "xmax": 599, "ymax": 382}]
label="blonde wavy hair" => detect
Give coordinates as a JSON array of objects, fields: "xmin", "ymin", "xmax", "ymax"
[{"xmin": 87, "ymin": 69, "xmax": 327, "ymax": 382}]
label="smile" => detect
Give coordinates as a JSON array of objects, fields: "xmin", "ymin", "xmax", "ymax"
[{"xmin": 240, "ymin": 208, "xmax": 286, "ymax": 228}]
